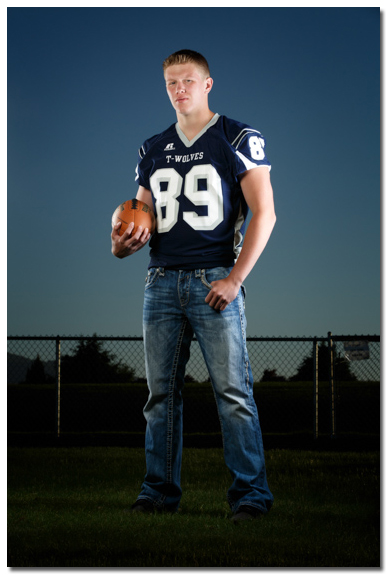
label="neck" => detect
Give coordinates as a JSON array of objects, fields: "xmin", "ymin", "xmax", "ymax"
[{"xmin": 177, "ymin": 109, "xmax": 215, "ymax": 141}]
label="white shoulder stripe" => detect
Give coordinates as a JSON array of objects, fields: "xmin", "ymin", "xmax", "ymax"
[
  {"xmin": 236, "ymin": 150, "xmax": 271, "ymax": 172},
  {"xmin": 236, "ymin": 150, "xmax": 260, "ymax": 170},
  {"xmin": 232, "ymin": 128, "xmax": 262, "ymax": 149}
]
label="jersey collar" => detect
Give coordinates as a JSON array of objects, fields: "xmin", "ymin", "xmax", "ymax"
[{"xmin": 175, "ymin": 113, "xmax": 220, "ymax": 148}]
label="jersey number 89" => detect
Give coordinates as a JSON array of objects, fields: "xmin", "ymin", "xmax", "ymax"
[{"xmin": 150, "ymin": 164, "xmax": 224, "ymax": 233}]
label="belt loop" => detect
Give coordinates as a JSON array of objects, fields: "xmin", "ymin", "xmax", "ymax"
[
  {"xmin": 159, "ymin": 267, "xmax": 165, "ymax": 276},
  {"xmin": 195, "ymin": 269, "xmax": 201, "ymax": 278}
]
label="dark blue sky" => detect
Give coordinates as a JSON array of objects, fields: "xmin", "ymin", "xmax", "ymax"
[{"xmin": 7, "ymin": 7, "xmax": 380, "ymax": 337}]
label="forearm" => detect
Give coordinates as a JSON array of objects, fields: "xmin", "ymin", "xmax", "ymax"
[
  {"xmin": 229, "ymin": 209, "xmax": 276, "ymax": 287},
  {"xmin": 205, "ymin": 166, "xmax": 276, "ymax": 311},
  {"xmin": 204, "ymin": 209, "xmax": 276, "ymax": 311}
]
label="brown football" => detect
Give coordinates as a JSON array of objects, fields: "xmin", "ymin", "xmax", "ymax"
[{"xmin": 111, "ymin": 199, "xmax": 156, "ymax": 237}]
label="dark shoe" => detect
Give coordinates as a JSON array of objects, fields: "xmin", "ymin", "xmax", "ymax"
[
  {"xmin": 231, "ymin": 505, "xmax": 263, "ymax": 524},
  {"xmin": 130, "ymin": 500, "xmax": 156, "ymax": 514}
]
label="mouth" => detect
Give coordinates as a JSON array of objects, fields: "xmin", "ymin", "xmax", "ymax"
[{"xmin": 176, "ymin": 97, "xmax": 189, "ymax": 103}]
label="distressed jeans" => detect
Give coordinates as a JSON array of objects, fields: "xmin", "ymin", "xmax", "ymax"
[{"xmin": 136, "ymin": 266, "xmax": 273, "ymax": 514}]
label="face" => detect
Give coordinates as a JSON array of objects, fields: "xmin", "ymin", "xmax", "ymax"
[{"xmin": 164, "ymin": 62, "xmax": 213, "ymax": 116}]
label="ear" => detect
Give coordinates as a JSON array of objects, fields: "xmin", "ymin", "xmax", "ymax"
[{"xmin": 205, "ymin": 77, "xmax": 213, "ymax": 94}]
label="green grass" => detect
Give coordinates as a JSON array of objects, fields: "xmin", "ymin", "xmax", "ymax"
[{"xmin": 8, "ymin": 447, "xmax": 380, "ymax": 567}]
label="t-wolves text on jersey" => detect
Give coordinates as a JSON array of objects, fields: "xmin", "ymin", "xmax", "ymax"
[{"xmin": 135, "ymin": 114, "xmax": 271, "ymax": 270}]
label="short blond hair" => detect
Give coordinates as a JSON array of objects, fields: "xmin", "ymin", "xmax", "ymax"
[{"xmin": 163, "ymin": 49, "xmax": 210, "ymax": 78}]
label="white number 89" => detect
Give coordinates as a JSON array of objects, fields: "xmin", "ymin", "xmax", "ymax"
[
  {"xmin": 249, "ymin": 135, "xmax": 265, "ymax": 160},
  {"xmin": 150, "ymin": 165, "xmax": 224, "ymax": 233}
]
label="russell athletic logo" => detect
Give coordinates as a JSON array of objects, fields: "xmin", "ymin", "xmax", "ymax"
[{"xmin": 164, "ymin": 143, "xmax": 175, "ymax": 151}]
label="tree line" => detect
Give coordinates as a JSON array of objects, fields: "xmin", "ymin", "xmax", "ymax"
[
  {"xmin": 24, "ymin": 339, "xmax": 357, "ymax": 385},
  {"xmin": 24, "ymin": 337, "xmax": 135, "ymax": 384},
  {"xmin": 260, "ymin": 341, "xmax": 357, "ymax": 383}
]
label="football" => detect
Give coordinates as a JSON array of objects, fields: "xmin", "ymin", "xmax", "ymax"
[{"xmin": 112, "ymin": 199, "xmax": 156, "ymax": 237}]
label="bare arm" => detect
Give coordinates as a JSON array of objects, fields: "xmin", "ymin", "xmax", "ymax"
[
  {"xmin": 111, "ymin": 186, "xmax": 154, "ymax": 259},
  {"xmin": 205, "ymin": 167, "xmax": 276, "ymax": 310}
]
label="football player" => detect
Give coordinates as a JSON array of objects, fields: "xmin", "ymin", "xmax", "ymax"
[{"xmin": 111, "ymin": 49, "xmax": 276, "ymax": 523}]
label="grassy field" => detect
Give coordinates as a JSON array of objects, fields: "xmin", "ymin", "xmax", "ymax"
[{"xmin": 7, "ymin": 446, "xmax": 380, "ymax": 567}]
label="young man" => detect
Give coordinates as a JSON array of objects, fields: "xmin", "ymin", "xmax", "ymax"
[{"xmin": 111, "ymin": 49, "xmax": 276, "ymax": 523}]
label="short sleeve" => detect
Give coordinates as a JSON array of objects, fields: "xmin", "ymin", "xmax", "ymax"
[
  {"xmin": 134, "ymin": 146, "xmax": 150, "ymax": 189},
  {"xmin": 232, "ymin": 129, "xmax": 271, "ymax": 175}
]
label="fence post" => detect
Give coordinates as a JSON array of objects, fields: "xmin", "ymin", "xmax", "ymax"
[
  {"xmin": 328, "ymin": 331, "xmax": 336, "ymax": 438},
  {"xmin": 56, "ymin": 336, "xmax": 61, "ymax": 438},
  {"xmin": 313, "ymin": 338, "xmax": 319, "ymax": 439}
]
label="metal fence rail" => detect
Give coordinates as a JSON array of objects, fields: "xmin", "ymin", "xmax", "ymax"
[{"xmin": 7, "ymin": 334, "xmax": 380, "ymax": 446}]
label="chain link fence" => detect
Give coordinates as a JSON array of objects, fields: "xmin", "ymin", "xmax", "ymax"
[{"xmin": 7, "ymin": 334, "xmax": 380, "ymax": 448}]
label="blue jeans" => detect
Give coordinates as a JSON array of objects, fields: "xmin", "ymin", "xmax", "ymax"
[{"xmin": 136, "ymin": 266, "xmax": 273, "ymax": 515}]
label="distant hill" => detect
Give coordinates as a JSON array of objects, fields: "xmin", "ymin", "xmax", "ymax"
[{"xmin": 7, "ymin": 353, "xmax": 56, "ymax": 384}]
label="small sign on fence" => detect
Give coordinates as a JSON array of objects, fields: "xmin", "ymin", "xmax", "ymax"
[{"xmin": 343, "ymin": 341, "xmax": 370, "ymax": 361}]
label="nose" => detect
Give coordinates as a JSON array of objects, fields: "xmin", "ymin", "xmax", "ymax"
[{"xmin": 176, "ymin": 81, "xmax": 185, "ymax": 93}]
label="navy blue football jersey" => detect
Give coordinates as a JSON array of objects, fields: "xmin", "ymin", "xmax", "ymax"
[{"xmin": 135, "ymin": 114, "xmax": 271, "ymax": 270}]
